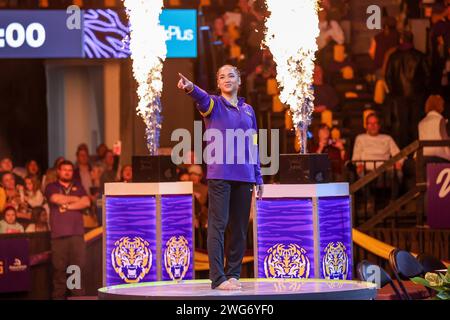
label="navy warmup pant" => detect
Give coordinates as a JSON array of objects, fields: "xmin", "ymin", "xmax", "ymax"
[{"xmin": 207, "ymin": 179, "xmax": 254, "ymax": 289}]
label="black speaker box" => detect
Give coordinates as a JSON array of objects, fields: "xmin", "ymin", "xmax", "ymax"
[
  {"xmin": 132, "ymin": 156, "xmax": 178, "ymax": 183},
  {"xmin": 279, "ymin": 154, "xmax": 331, "ymax": 184}
]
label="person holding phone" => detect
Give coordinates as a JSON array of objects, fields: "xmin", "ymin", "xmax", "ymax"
[{"xmin": 178, "ymin": 65, "xmax": 263, "ymax": 290}]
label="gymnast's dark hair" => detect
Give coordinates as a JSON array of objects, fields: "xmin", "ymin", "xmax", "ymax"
[{"xmin": 216, "ymin": 65, "xmax": 241, "ymax": 80}]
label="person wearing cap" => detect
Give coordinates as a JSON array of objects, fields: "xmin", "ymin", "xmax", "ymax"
[{"xmin": 177, "ymin": 65, "xmax": 264, "ymax": 290}]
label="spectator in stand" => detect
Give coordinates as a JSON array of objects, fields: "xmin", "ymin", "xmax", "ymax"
[
  {"xmin": 188, "ymin": 165, "xmax": 208, "ymax": 229},
  {"xmin": 368, "ymin": 16, "xmax": 400, "ymax": 76},
  {"xmin": 316, "ymin": 8, "xmax": 345, "ymax": 72},
  {"xmin": 1, "ymin": 172, "xmax": 29, "ymax": 220},
  {"xmin": 0, "ymin": 157, "xmax": 24, "ymax": 186},
  {"xmin": 119, "ymin": 164, "xmax": 133, "ymax": 183},
  {"xmin": 90, "ymin": 164, "xmax": 104, "ymax": 226},
  {"xmin": 73, "ymin": 146, "xmax": 92, "ymax": 196},
  {"xmin": 100, "ymin": 149, "xmax": 119, "ymax": 187},
  {"xmin": 313, "ymin": 65, "xmax": 339, "ymax": 113},
  {"xmin": 237, "ymin": 0, "xmax": 264, "ymax": 59},
  {"xmin": 90, "ymin": 164, "xmax": 103, "ymax": 195},
  {"xmin": 24, "ymin": 175, "xmax": 46, "ymax": 210},
  {"xmin": 41, "ymin": 156, "xmax": 65, "ymax": 192},
  {"xmin": 25, "ymin": 159, "xmax": 42, "ymax": 180},
  {"xmin": 385, "ymin": 31, "xmax": 430, "ymax": 149},
  {"xmin": 213, "ymin": 16, "xmax": 226, "ymax": 43},
  {"xmin": 418, "ymin": 95, "xmax": 450, "ymax": 163},
  {"xmin": 352, "ymin": 113, "xmax": 404, "ymax": 212},
  {"xmin": 45, "ymin": 160, "xmax": 90, "ymax": 299},
  {"xmin": 0, "ymin": 206, "xmax": 24, "ymax": 234},
  {"xmin": 309, "ymin": 124, "xmax": 347, "ymax": 181},
  {"xmin": 429, "ymin": 4, "xmax": 450, "ymax": 92},
  {"xmin": 25, "ymin": 206, "xmax": 49, "ymax": 233},
  {"xmin": 352, "ymin": 113, "xmax": 403, "ymax": 175},
  {"xmin": 94, "ymin": 143, "xmax": 108, "ymax": 165},
  {"xmin": 317, "ymin": 8, "xmax": 345, "ymax": 50},
  {"xmin": 179, "ymin": 172, "xmax": 190, "ymax": 182}
]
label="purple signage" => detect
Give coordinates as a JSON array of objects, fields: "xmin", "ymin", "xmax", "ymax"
[
  {"xmin": 0, "ymin": 10, "xmax": 83, "ymax": 58},
  {"xmin": 256, "ymin": 198, "xmax": 315, "ymax": 278},
  {"xmin": 427, "ymin": 163, "xmax": 450, "ymax": 229},
  {"xmin": 161, "ymin": 195, "xmax": 194, "ymax": 281},
  {"xmin": 0, "ymin": 9, "xmax": 196, "ymax": 59},
  {"xmin": 83, "ymin": 9, "xmax": 130, "ymax": 59},
  {"xmin": 105, "ymin": 196, "xmax": 158, "ymax": 286},
  {"xmin": 317, "ymin": 196, "xmax": 353, "ymax": 280},
  {"xmin": 0, "ymin": 238, "xmax": 31, "ymax": 293}
]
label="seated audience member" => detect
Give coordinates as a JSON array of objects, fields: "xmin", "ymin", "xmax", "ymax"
[
  {"xmin": 188, "ymin": 165, "xmax": 208, "ymax": 229},
  {"xmin": 418, "ymin": 95, "xmax": 450, "ymax": 162},
  {"xmin": 352, "ymin": 113, "xmax": 403, "ymax": 175},
  {"xmin": 1, "ymin": 172, "xmax": 29, "ymax": 220},
  {"xmin": 0, "ymin": 206, "xmax": 24, "ymax": 234},
  {"xmin": 0, "ymin": 157, "xmax": 25, "ymax": 186},
  {"xmin": 119, "ymin": 165, "xmax": 133, "ymax": 183},
  {"xmin": 41, "ymin": 156, "xmax": 65, "ymax": 192},
  {"xmin": 25, "ymin": 206, "xmax": 49, "ymax": 233},
  {"xmin": 309, "ymin": 124, "xmax": 347, "ymax": 181},
  {"xmin": 24, "ymin": 175, "xmax": 47, "ymax": 210},
  {"xmin": 313, "ymin": 65, "xmax": 339, "ymax": 113}
]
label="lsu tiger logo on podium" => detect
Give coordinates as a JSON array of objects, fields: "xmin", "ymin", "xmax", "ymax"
[
  {"xmin": 322, "ymin": 242, "xmax": 348, "ymax": 280},
  {"xmin": 264, "ymin": 243, "xmax": 310, "ymax": 279},
  {"xmin": 164, "ymin": 236, "xmax": 191, "ymax": 280},
  {"xmin": 111, "ymin": 237, "xmax": 152, "ymax": 283}
]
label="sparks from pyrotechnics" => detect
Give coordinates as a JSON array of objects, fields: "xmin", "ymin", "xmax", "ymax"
[
  {"xmin": 122, "ymin": 0, "xmax": 167, "ymax": 155},
  {"xmin": 264, "ymin": 0, "xmax": 320, "ymax": 153}
]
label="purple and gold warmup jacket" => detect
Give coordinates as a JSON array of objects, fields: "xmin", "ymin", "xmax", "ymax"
[{"xmin": 187, "ymin": 85, "xmax": 263, "ymax": 185}]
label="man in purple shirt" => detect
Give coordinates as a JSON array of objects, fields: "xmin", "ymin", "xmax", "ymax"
[
  {"xmin": 178, "ymin": 65, "xmax": 263, "ymax": 290},
  {"xmin": 44, "ymin": 160, "xmax": 90, "ymax": 299}
]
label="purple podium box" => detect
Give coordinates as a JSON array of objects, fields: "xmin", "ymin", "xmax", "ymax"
[
  {"xmin": 103, "ymin": 182, "xmax": 194, "ymax": 287},
  {"xmin": 254, "ymin": 183, "xmax": 352, "ymax": 280}
]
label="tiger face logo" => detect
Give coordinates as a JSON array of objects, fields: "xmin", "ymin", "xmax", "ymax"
[
  {"xmin": 164, "ymin": 236, "xmax": 190, "ymax": 281},
  {"xmin": 111, "ymin": 237, "xmax": 152, "ymax": 283},
  {"xmin": 264, "ymin": 243, "xmax": 310, "ymax": 279},
  {"xmin": 322, "ymin": 242, "xmax": 348, "ymax": 280}
]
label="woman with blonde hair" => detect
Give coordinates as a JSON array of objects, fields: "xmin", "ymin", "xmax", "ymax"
[{"xmin": 418, "ymin": 95, "xmax": 450, "ymax": 162}]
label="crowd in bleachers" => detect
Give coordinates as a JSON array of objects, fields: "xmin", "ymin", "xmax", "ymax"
[{"xmin": 1, "ymin": 0, "xmax": 450, "ymax": 234}]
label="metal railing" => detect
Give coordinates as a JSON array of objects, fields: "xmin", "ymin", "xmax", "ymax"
[{"xmin": 350, "ymin": 140, "xmax": 450, "ymax": 229}]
